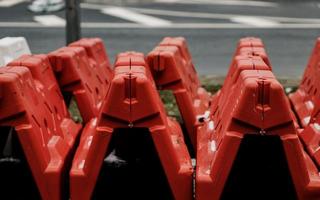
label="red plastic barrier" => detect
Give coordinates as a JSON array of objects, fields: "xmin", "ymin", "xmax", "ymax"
[
  {"xmin": 69, "ymin": 38, "xmax": 113, "ymax": 77},
  {"xmin": 158, "ymin": 37, "xmax": 200, "ymax": 84},
  {"xmin": 8, "ymin": 55, "xmax": 69, "ymax": 120},
  {"xmin": 70, "ymin": 52, "xmax": 193, "ymax": 200},
  {"xmin": 0, "ymin": 65, "xmax": 82, "ymax": 200},
  {"xmin": 147, "ymin": 37, "xmax": 211, "ymax": 148},
  {"xmin": 237, "ymin": 46, "xmax": 271, "ymax": 67},
  {"xmin": 223, "ymin": 56, "xmax": 270, "ymax": 96},
  {"xmin": 210, "ymin": 51, "xmax": 299, "ymax": 128},
  {"xmin": 115, "ymin": 51, "xmax": 149, "ymax": 71},
  {"xmin": 157, "ymin": 37, "xmax": 211, "ymax": 107},
  {"xmin": 210, "ymin": 55, "xmax": 271, "ymax": 117},
  {"xmin": 235, "ymin": 37, "xmax": 271, "ymax": 67},
  {"xmin": 48, "ymin": 44, "xmax": 112, "ymax": 122},
  {"xmin": 289, "ymin": 38, "xmax": 320, "ymax": 127},
  {"xmin": 211, "ymin": 37, "xmax": 271, "ymax": 109},
  {"xmin": 299, "ymin": 120, "xmax": 320, "ymax": 168},
  {"xmin": 237, "ymin": 37, "xmax": 264, "ymax": 48},
  {"xmin": 196, "ymin": 69, "xmax": 320, "ymax": 200},
  {"xmin": 291, "ymin": 38, "xmax": 320, "ymax": 169}
]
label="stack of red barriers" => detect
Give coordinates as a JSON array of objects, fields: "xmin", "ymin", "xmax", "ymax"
[
  {"xmin": 147, "ymin": 37, "xmax": 211, "ymax": 150},
  {"xmin": 0, "ymin": 36, "xmax": 319, "ymax": 200},
  {"xmin": 289, "ymin": 38, "xmax": 320, "ymax": 172}
]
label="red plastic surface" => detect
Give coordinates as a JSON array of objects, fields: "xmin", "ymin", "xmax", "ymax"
[
  {"xmin": 237, "ymin": 37, "xmax": 264, "ymax": 48},
  {"xmin": 160, "ymin": 37, "xmax": 192, "ymax": 55},
  {"xmin": 48, "ymin": 45, "xmax": 112, "ymax": 122},
  {"xmin": 299, "ymin": 121, "xmax": 320, "ymax": 168},
  {"xmin": 291, "ymin": 38, "xmax": 320, "ymax": 170},
  {"xmin": 196, "ymin": 69, "xmax": 320, "ymax": 200},
  {"xmin": 0, "ymin": 66, "xmax": 81, "ymax": 200},
  {"xmin": 70, "ymin": 52, "xmax": 193, "ymax": 200},
  {"xmin": 8, "ymin": 55, "xmax": 69, "ymax": 120},
  {"xmin": 211, "ymin": 37, "xmax": 277, "ymax": 123},
  {"xmin": 69, "ymin": 38, "xmax": 113, "ymax": 77},
  {"xmin": 157, "ymin": 37, "xmax": 211, "ymax": 107},
  {"xmin": 147, "ymin": 37, "xmax": 211, "ymax": 148},
  {"xmin": 226, "ymin": 37, "xmax": 300, "ymax": 127},
  {"xmin": 289, "ymin": 38, "xmax": 320, "ymax": 127},
  {"xmin": 210, "ymin": 55, "xmax": 271, "ymax": 116},
  {"xmin": 235, "ymin": 37, "xmax": 271, "ymax": 67},
  {"xmin": 0, "ymin": 36, "xmax": 316, "ymax": 199}
]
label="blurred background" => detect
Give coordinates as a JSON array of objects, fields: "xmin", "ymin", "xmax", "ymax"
[{"xmin": 0, "ymin": 0, "xmax": 319, "ymax": 79}]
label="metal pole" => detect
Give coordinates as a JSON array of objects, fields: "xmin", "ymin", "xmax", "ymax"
[
  {"xmin": 66, "ymin": 0, "xmax": 81, "ymax": 45},
  {"xmin": 65, "ymin": 0, "xmax": 81, "ymax": 104}
]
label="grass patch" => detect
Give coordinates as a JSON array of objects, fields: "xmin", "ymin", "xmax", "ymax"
[{"xmin": 68, "ymin": 97, "xmax": 83, "ymax": 123}]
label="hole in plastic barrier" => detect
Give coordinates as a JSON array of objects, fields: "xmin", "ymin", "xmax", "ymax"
[
  {"xmin": 92, "ymin": 128, "xmax": 174, "ymax": 200},
  {"xmin": 221, "ymin": 134, "xmax": 297, "ymax": 200},
  {"xmin": 0, "ymin": 126, "xmax": 41, "ymax": 199}
]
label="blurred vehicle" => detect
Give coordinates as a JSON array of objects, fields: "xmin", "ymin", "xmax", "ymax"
[{"xmin": 28, "ymin": 0, "xmax": 65, "ymax": 13}]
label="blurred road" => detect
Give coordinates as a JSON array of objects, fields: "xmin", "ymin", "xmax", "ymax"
[{"xmin": 0, "ymin": 0, "xmax": 320, "ymax": 78}]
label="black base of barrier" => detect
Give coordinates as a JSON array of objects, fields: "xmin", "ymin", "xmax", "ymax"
[
  {"xmin": 221, "ymin": 134, "xmax": 297, "ymax": 200},
  {"xmin": 92, "ymin": 128, "xmax": 174, "ymax": 200},
  {"xmin": 0, "ymin": 127, "xmax": 41, "ymax": 200}
]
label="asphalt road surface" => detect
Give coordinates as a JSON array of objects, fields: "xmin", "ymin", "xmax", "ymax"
[{"xmin": 0, "ymin": 0, "xmax": 320, "ymax": 79}]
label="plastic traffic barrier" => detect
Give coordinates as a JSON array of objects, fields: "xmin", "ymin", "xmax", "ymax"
[
  {"xmin": 69, "ymin": 38, "xmax": 113, "ymax": 77},
  {"xmin": 290, "ymin": 38, "xmax": 320, "ymax": 169},
  {"xmin": 70, "ymin": 52, "xmax": 193, "ymax": 200},
  {"xmin": 289, "ymin": 38, "xmax": 320, "ymax": 127},
  {"xmin": 196, "ymin": 68, "xmax": 320, "ymax": 200},
  {"xmin": 0, "ymin": 37, "xmax": 31, "ymax": 66},
  {"xmin": 210, "ymin": 37, "xmax": 273, "ymax": 118},
  {"xmin": 0, "ymin": 63, "xmax": 82, "ymax": 200},
  {"xmin": 299, "ymin": 120, "xmax": 320, "ymax": 168},
  {"xmin": 234, "ymin": 37, "xmax": 271, "ymax": 68},
  {"xmin": 7, "ymin": 55, "xmax": 70, "ymax": 120},
  {"xmin": 48, "ymin": 43, "xmax": 112, "ymax": 123},
  {"xmin": 147, "ymin": 37, "xmax": 211, "ymax": 148},
  {"xmin": 158, "ymin": 37, "xmax": 200, "ymax": 86},
  {"xmin": 1, "ymin": 35, "xmax": 318, "ymax": 199},
  {"xmin": 236, "ymin": 37, "xmax": 264, "ymax": 48},
  {"xmin": 217, "ymin": 55, "xmax": 271, "ymax": 100}
]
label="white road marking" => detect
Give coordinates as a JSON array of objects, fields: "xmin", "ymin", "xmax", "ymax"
[
  {"xmin": 1, "ymin": 22, "xmax": 320, "ymax": 29},
  {"xmin": 82, "ymin": 22, "xmax": 140, "ymax": 28},
  {"xmin": 81, "ymin": 3, "xmax": 103, "ymax": 10},
  {"xmin": 130, "ymin": 7, "xmax": 320, "ymax": 24},
  {"xmin": 0, "ymin": 0, "xmax": 25, "ymax": 7},
  {"xmin": 196, "ymin": 0, "xmax": 277, "ymax": 7},
  {"xmin": 0, "ymin": 22, "xmax": 42, "ymax": 28},
  {"xmin": 230, "ymin": 16, "xmax": 279, "ymax": 27},
  {"xmin": 81, "ymin": 4, "xmax": 320, "ymax": 24},
  {"xmin": 101, "ymin": 6, "xmax": 172, "ymax": 27},
  {"xmin": 155, "ymin": 0, "xmax": 180, "ymax": 2},
  {"xmin": 155, "ymin": 0, "xmax": 278, "ymax": 7},
  {"xmin": 33, "ymin": 15, "xmax": 66, "ymax": 26}
]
